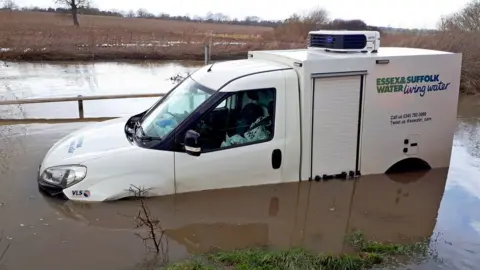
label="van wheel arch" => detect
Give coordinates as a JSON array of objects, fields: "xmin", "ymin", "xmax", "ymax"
[{"xmin": 385, "ymin": 158, "xmax": 431, "ymax": 174}]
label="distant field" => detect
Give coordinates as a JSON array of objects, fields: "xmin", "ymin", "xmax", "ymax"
[
  {"xmin": 3, "ymin": 11, "xmax": 443, "ymax": 62},
  {"xmin": 0, "ymin": 11, "xmax": 273, "ymax": 40},
  {"xmin": 0, "ymin": 11, "xmax": 290, "ymax": 61}
]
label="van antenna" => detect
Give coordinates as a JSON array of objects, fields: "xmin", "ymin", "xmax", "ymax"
[{"xmin": 207, "ymin": 62, "xmax": 215, "ymax": 72}]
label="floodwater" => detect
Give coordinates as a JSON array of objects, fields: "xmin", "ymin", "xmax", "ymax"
[
  {"xmin": 0, "ymin": 61, "xmax": 480, "ymax": 270},
  {"xmin": 0, "ymin": 60, "xmax": 201, "ymax": 121}
]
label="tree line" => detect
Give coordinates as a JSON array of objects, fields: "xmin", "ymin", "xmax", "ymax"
[
  {"xmin": 0, "ymin": 0, "xmax": 440, "ymax": 34},
  {"xmin": 0, "ymin": 0, "xmax": 386, "ymax": 30}
]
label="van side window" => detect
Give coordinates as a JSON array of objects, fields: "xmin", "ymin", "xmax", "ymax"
[{"xmin": 192, "ymin": 88, "xmax": 276, "ymax": 152}]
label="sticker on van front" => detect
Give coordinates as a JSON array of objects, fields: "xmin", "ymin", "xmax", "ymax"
[
  {"xmin": 72, "ymin": 190, "xmax": 90, "ymax": 198},
  {"xmin": 67, "ymin": 136, "xmax": 84, "ymax": 154}
]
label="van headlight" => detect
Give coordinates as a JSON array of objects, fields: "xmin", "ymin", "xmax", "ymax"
[{"xmin": 40, "ymin": 165, "xmax": 87, "ymax": 188}]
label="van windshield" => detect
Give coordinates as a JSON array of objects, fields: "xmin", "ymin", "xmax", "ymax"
[{"xmin": 140, "ymin": 77, "xmax": 215, "ymax": 139}]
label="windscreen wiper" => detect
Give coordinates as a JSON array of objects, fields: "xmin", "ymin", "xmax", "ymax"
[{"xmin": 134, "ymin": 124, "xmax": 162, "ymax": 142}]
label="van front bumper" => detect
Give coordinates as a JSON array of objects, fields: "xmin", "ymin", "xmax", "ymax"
[{"xmin": 37, "ymin": 166, "xmax": 68, "ymax": 199}]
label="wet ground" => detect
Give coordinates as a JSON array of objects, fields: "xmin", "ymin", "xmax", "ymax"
[{"xmin": 1, "ymin": 61, "xmax": 480, "ymax": 269}]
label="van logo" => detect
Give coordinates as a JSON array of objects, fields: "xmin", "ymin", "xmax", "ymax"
[
  {"xmin": 376, "ymin": 74, "xmax": 451, "ymax": 97},
  {"xmin": 68, "ymin": 136, "xmax": 84, "ymax": 154},
  {"xmin": 72, "ymin": 190, "xmax": 90, "ymax": 198}
]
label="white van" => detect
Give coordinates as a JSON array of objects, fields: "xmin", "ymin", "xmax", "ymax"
[{"xmin": 37, "ymin": 30, "xmax": 462, "ymax": 202}]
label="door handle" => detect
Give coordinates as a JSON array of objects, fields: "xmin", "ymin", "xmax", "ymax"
[{"xmin": 272, "ymin": 149, "xmax": 282, "ymax": 169}]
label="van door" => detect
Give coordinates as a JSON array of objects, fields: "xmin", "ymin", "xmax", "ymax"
[
  {"xmin": 311, "ymin": 75, "xmax": 364, "ymax": 179},
  {"xmin": 173, "ymin": 71, "xmax": 286, "ymax": 194}
]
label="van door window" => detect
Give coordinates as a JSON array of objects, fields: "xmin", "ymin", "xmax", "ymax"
[{"xmin": 191, "ymin": 88, "xmax": 276, "ymax": 152}]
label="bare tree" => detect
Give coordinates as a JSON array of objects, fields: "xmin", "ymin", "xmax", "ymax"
[
  {"xmin": 120, "ymin": 185, "xmax": 169, "ymax": 265},
  {"xmin": 125, "ymin": 9, "xmax": 135, "ymax": 18},
  {"xmin": 438, "ymin": 0, "xmax": 480, "ymax": 32},
  {"xmin": 136, "ymin": 8, "xmax": 154, "ymax": 18},
  {"xmin": 328, "ymin": 19, "xmax": 369, "ymax": 30},
  {"xmin": 0, "ymin": 230, "xmax": 10, "ymax": 268},
  {"xmin": 303, "ymin": 7, "xmax": 329, "ymax": 28},
  {"xmin": 273, "ymin": 7, "xmax": 330, "ymax": 41},
  {"xmin": 54, "ymin": 0, "xmax": 91, "ymax": 26},
  {"xmin": 1, "ymin": 0, "xmax": 18, "ymax": 10}
]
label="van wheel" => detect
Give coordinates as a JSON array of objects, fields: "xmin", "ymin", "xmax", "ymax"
[{"xmin": 385, "ymin": 158, "xmax": 431, "ymax": 174}]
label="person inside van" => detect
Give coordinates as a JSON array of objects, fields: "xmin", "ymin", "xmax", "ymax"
[{"xmin": 221, "ymin": 101, "xmax": 272, "ymax": 148}]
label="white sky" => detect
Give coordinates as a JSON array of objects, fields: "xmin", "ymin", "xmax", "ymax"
[{"xmin": 16, "ymin": 0, "xmax": 471, "ymax": 29}]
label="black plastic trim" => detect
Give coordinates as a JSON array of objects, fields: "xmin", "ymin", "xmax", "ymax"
[
  {"xmin": 335, "ymin": 172, "xmax": 348, "ymax": 179},
  {"xmin": 272, "ymin": 149, "xmax": 282, "ymax": 169},
  {"xmin": 386, "ymin": 158, "xmax": 431, "ymax": 174},
  {"xmin": 296, "ymin": 70, "xmax": 303, "ymax": 182},
  {"xmin": 310, "ymin": 78, "xmax": 316, "ymax": 179},
  {"xmin": 355, "ymin": 75, "xmax": 364, "ymax": 174},
  {"xmin": 37, "ymin": 175, "xmax": 68, "ymax": 199}
]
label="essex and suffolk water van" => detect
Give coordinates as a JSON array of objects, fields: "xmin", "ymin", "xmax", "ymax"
[{"xmin": 37, "ymin": 30, "xmax": 463, "ymax": 202}]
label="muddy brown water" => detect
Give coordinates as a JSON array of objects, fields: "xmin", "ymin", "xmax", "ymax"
[{"xmin": 1, "ymin": 61, "xmax": 480, "ymax": 270}]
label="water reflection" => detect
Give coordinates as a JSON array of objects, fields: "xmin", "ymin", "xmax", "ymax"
[
  {"xmin": 61, "ymin": 64, "xmax": 99, "ymax": 93},
  {"xmin": 0, "ymin": 60, "xmax": 202, "ymax": 99},
  {"xmin": 39, "ymin": 168, "xmax": 448, "ymax": 262}
]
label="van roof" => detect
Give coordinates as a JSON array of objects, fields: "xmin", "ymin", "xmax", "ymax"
[
  {"xmin": 191, "ymin": 59, "xmax": 291, "ymax": 90},
  {"xmin": 250, "ymin": 47, "xmax": 454, "ymax": 62},
  {"xmin": 191, "ymin": 47, "xmax": 455, "ymax": 91}
]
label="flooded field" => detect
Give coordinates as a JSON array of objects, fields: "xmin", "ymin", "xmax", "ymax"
[
  {"xmin": 1, "ymin": 61, "xmax": 480, "ymax": 269},
  {"xmin": 0, "ymin": 60, "xmax": 201, "ymax": 120}
]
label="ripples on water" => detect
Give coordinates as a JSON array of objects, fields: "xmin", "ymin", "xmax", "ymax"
[{"xmin": 1, "ymin": 62, "xmax": 480, "ymax": 269}]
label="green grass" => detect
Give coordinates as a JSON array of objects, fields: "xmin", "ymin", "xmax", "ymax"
[
  {"xmin": 163, "ymin": 249, "xmax": 382, "ymax": 270},
  {"xmin": 162, "ymin": 230, "xmax": 432, "ymax": 270},
  {"xmin": 347, "ymin": 230, "xmax": 430, "ymax": 257},
  {"xmin": 163, "ymin": 260, "xmax": 215, "ymax": 270},
  {"xmin": 208, "ymin": 248, "xmax": 383, "ymax": 269}
]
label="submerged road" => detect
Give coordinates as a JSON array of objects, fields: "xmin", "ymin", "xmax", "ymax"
[{"xmin": 0, "ymin": 119, "xmax": 479, "ymax": 270}]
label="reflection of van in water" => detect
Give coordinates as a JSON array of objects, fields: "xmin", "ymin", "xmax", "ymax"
[
  {"xmin": 37, "ymin": 30, "xmax": 462, "ymax": 202},
  {"xmin": 41, "ymin": 168, "xmax": 448, "ymax": 259}
]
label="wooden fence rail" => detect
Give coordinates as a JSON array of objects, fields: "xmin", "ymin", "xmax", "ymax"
[{"xmin": 0, "ymin": 93, "xmax": 165, "ymax": 124}]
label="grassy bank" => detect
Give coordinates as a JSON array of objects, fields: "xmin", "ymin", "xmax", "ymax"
[{"xmin": 162, "ymin": 231, "xmax": 432, "ymax": 269}]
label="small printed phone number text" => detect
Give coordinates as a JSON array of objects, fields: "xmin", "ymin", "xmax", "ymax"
[{"xmin": 390, "ymin": 112, "xmax": 431, "ymax": 125}]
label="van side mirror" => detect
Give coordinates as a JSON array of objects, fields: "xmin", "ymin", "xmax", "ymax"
[{"xmin": 184, "ymin": 130, "xmax": 201, "ymax": 156}]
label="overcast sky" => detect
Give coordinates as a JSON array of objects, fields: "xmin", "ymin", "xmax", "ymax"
[{"xmin": 15, "ymin": 0, "xmax": 471, "ymax": 29}]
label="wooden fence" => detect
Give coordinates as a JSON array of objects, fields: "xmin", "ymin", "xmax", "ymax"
[{"xmin": 0, "ymin": 93, "xmax": 165, "ymax": 125}]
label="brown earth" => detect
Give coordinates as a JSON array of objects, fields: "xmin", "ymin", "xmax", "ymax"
[{"xmin": 0, "ymin": 11, "xmax": 284, "ymax": 61}]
